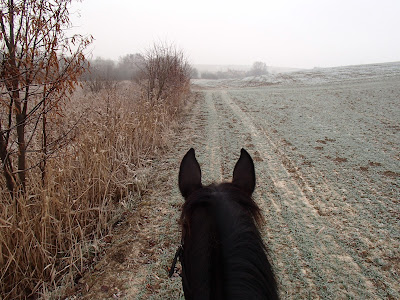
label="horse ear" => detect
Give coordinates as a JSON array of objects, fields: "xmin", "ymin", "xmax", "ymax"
[
  {"xmin": 232, "ymin": 148, "xmax": 256, "ymax": 195},
  {"xmin": 179, "ymin": 148, "xmax": 202, "ymax": 198}
]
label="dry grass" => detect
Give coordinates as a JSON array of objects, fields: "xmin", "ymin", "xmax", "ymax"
[{"xmin": 0, "ymin": 81, "xmax": 189, "ymax": 299}]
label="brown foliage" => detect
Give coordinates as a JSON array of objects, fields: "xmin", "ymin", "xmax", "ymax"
[{"xmin": 0, "ymin": 0, "xmax": 92, "ymax": 194}]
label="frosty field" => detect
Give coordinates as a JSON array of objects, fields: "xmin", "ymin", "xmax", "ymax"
[
  {"xmin": 76, "ymin": 64, "xmax": 399, "ymax": 299},
  {"xmin": 184, "ymin": 74, "xmax": 399, "ymax": 299}
]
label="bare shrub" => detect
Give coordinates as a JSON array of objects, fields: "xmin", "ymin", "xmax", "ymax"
[{"xmin": 137, "ymin": 43, "xmax": 191, "ymax": 103}]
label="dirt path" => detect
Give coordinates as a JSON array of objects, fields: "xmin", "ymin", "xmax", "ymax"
[{"xmin": 73, "ymin": 77, "xmax": 399, "ymax": 299}]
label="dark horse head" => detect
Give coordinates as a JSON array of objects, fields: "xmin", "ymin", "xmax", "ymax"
[{"xmin": 176, "ymin": 148, "xmax": 279, "ymax": 299}]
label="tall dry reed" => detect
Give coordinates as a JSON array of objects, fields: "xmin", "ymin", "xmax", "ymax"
[{"xmin": 0, "ymin": 81, "xmax": 189, "ymax": 299}]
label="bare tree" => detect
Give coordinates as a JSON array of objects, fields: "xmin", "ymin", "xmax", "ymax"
[
  {"xmin": 248, "ymin": 61, "xmax": 268, "ymax": 76},
  {"xmin": 0, "ymin": 0, "xmax": 92, "ymax": 195},
  {"xmin": 190, "ymin": 67, "xmax": 199, "ymax": 79}
]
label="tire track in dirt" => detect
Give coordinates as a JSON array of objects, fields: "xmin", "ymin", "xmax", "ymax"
[
  {"xmin": 202, "ymin": 91, "xmax": 223, "ymax": 182},
  {"xmin": 209, "ymin": 91, "xmax": 321, "ymax": 297},
  {"xmin": 216, "ymin": 91, "xmax": 322, "ymax": 298},
  {"xmin": 216, "ymin": 90, "xmax": 387, "ymax": 298}
]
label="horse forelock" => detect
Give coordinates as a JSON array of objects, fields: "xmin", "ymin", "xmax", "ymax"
[{"xmin": 180, "ymin": 183, "xmax": 263, "ymax": 230}]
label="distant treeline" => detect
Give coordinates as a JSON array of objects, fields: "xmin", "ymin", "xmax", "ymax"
[
  {"xmin": 197, "ymin": 61, "xmax": 269, "ymax": 80},
  {"xmin": 81, "ymin": 54, "xmax": 144, "ymax": 82},
  {"xmin": 81, "ymin": 57, "xmax": 269, "ymax": 88}
]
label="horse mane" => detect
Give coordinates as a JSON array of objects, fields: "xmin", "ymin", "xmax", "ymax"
[{"xmin": 180, "ymin": 182, "xmax": 278, "ymax": 299}]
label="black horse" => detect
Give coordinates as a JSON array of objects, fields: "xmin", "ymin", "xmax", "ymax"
[{"xmin": 173, "ymin": 148, "xmax": 279, "ymax": 299}]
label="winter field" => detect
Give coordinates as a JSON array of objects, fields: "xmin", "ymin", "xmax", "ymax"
[{"xmin": 75, "ymin": 63, "xmax": 399, "ymax": 299}]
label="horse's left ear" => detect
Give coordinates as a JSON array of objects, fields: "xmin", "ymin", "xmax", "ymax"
[
  {"xmin": 179, "ymin": 148, "xmax": 202, "ymax": 198},
  {"xmin": 232, "ymin": 148, "xmax": 256, "ymax": 195}
]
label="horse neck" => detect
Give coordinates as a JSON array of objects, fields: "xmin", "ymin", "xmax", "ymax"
[
  {"xmin": 182, "ymin": 199, "xmax": 224, "ymax": 299},
  {"xmin": 182, "ymin": 185, "xmax": 278, "ymax": 299}
]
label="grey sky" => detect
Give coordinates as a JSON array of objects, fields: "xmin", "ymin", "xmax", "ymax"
[{"xmin": 70, "ymin": 0, "xmax": 400, "ymax": 69}]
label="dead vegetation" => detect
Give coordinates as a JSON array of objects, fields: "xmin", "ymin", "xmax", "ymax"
[{"xmin": 0, "ymin": 39, "xmax": 191, "ymax": 299}]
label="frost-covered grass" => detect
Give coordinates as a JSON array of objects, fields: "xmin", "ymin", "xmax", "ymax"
[{"xmin": 186, "ymin": 67, "xmax": 399, "ymax": 298}]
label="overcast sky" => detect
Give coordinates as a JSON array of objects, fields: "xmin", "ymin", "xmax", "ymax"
[{"xmin": 70, "ymin": 0, "xmax": 400, "ymax": 69}]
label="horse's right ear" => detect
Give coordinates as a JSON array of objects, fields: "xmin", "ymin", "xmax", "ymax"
[
  {"xmin": 179, "ymin": 148, "xmax": 202, "ymax": 198},
  {"xmin": 232, "ymin": 148, "xmax": 256, "ymax": 195}
]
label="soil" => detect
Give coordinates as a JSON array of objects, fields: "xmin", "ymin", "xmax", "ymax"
[{"xmin": 68, "ymin": 70, "xmax": 399, "ymax": 299}]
